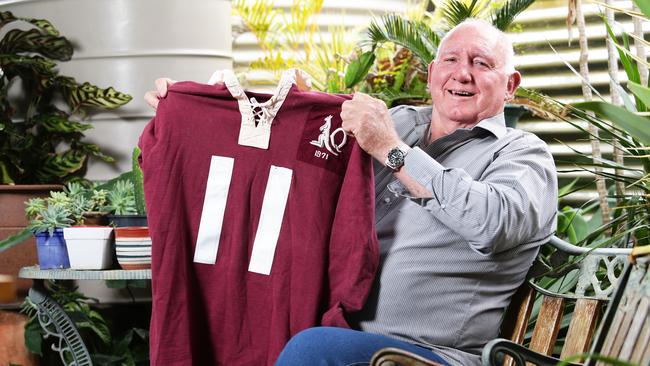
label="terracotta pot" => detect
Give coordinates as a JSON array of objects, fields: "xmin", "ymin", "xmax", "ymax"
[
  {"xmin": 0, "ymin": 184, "xmax": 62, "ymax": 298},
  {"xmin": 114, "ymin": 227, "xmax": 151, "ymax": 270},
  {"xmin": 0, "ymin": 310, "xmax": 38, "ymax": 366}
]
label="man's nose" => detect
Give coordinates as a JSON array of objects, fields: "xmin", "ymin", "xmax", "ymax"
[{"xmin": 452, "ymin": 62, "xmax": 472, "ymax": 82}]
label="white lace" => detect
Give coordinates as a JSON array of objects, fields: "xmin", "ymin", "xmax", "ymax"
[{"xmin": 222, "ymin": 69, "xmax": 302, "ymax": 128}]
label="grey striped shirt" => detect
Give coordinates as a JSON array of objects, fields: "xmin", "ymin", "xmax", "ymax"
[{"xmin": 349, "ymin": 105, "xmax": 558, "ymax": 366}]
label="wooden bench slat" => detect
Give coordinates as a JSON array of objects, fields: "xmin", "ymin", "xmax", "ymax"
[
  {"xmin": 559, "ymin": 298, "xmax": 601, "ymax": 361},
  {"xmin": 500, "ymin": 286, "xmax": 535, "ymax": 366},
  {"xmin": 621, "ymin": 297, "xmax": 650, "ymax": 365},
  {"xmin": 529, "ymin": 296, "xmax": 565, "ymax": 355},
  {"xmin": 605, "ymin": 294, "xmax": 643, "ymax": 360},
  {"xmin": 619, "ymin": 296, "xmax": 649, "ymax": 360},
  {"xmin": 503, "ymin": 286, "xmax": 535, "ymax": 344},
  {"xmin": 599, "ymin": 270, "xmax": 644, "ymax": 359}
]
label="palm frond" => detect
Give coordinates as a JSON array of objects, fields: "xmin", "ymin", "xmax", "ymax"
[
  {"xmin": 365, "ymin": 14, "xmax": 439, "ymax": 67},
  {"xmin": 441, "ymin": 0, "xmax": 482, "ymax": 29},
  {"xmin": 490, "ymin": 0, "xmax": 536, "ymax": 31}
]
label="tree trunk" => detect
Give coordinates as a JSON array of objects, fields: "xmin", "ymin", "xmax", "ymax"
[
  {"xmin": 605, "ymin": 0, "xmax": 625, "ymax": 201},
  {"xmin": 576, "ymin": 0, "xmax": 610, "ymax": 226},
  {"xmin": 633, "ymin": 4, "xmax": 648, "ymax": 86}
]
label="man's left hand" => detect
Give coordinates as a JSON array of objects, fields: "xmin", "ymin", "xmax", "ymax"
[{"xmin": 340, "ymin": 92, "xmax": 401, "ymax": 163}]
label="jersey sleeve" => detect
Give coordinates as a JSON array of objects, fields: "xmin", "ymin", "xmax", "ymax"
[{"xmin": 321, "ymin": 140, "xmax": 379, "ymax": 327}]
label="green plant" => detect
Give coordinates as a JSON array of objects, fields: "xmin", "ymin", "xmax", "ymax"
[
  {"xmin": 94, "ymin": 147, "xmax": 146, "ymax": 217},
  {"xmin": 0, "ymin": 11, "xmax": 132, "ymax": 184},
  {"xmin": 27, "ymin": 203, "xmax": 72, "ymax": 235},
  {"xmin": 104, "ymin": 180, "xmax": 137, "ymax": 216},
  {"xmin": 24, "ymin": 190, "xmax": 76, "ymax": 235}
]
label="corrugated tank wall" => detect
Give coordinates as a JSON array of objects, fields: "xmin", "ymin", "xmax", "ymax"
[{"xmin": 0, "ymin": 0, "xmax": 233, "ymax": 180}]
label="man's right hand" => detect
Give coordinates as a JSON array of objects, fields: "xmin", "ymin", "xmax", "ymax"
[{"xmin": 144, "ymin": 78, "xmax": 176, "ymax": 110}]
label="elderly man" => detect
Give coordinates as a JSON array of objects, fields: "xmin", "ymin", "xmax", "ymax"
[{"xmin": 146, "ymin": 18, "xmax": 557, "ymax": 366}]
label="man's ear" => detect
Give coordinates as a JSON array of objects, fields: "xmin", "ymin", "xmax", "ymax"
[
  {"xmin": 505, "ymin": 71, "xmax": 521, "ymax": 100},
  {"xmin": 427, "ymin": 60, "xmax": 436, "ymax": 89}
]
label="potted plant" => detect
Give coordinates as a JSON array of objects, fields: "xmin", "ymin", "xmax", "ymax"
[
  {"xmin": 0, "ymin": 11, "xmax": 131, "ymax": 286},
  {"xmin": 25, "ymin": 194, "xmax": 73, "ymax": 269},
  {"xmin": 102, "ymin": 148, "xmax": 150, "ymax": 270},
  {"xmin": 61, "ymin": 183, "xmax": 114, "ymax": 270},
  {"xmin": 104, "ymin": 148, "xmax": 147, "ymax": 227}
]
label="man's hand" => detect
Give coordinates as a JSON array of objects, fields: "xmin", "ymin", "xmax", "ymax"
[
  {"xmin": 144, "ymin": 78, "xmax": 176, "ymax": 110},
  {"xmin": 340, "ymin": 92, "xmax": 402, "ymax": 163}
]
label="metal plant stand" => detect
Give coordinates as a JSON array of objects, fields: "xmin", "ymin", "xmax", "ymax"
[{"xmin": 19, "ymin": 266, "xmax": 152, "ymax": 366}]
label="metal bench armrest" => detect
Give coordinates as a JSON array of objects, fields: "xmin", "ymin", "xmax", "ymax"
[{"xmin": 482, "ymin": 338, "xmax": 581, "ymax": 366}]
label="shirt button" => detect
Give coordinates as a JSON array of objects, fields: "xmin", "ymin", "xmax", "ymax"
[
  {"xmin": 384, "ymin": 197, "xmax": 391, "ymax": 203},
  {"xmin": 440, "ymin": 204, "xmax": 446, "ymax": 209}
]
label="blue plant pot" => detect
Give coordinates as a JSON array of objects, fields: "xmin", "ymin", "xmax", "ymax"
[{"xmin": 35, "ymin": 228, "xmax": 70, "ymax": 269}]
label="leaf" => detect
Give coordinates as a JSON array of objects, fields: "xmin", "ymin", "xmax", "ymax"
[
  {"xmin": 615, "ymin": 83, "xmax": 637, "ymax": 112},
  {"xmin": 23, "ymin": 319, "xmax": 43, "ymax": 356},
  {"xmin": 0, "ymin": 28, "xmax": 72, "ymax": 61},
  {"xmin": 634, "ymin": 0, "xmax": 650, "ymax": 19},
  {"xmin": 442, "ymin": 0, "xmax": 482, "ymax": 28},
  {"xmin": 0, "ymin": 55, "xmax": 57, "ymax": 76},
  {"xmin": 627, "ymin": 81, "xmax": 650, "ymax": 108},
  {"xmin": 58, "ymin": 78, "xmax": 133, "ymax": 110},
  {"xmin": 0, "ymin": 228, "xmax": 31, "ymax": 253},
  {"xmin": 344, "ymin": 50, "xmax": 375, "ymax": 89},
  {"xmin": 603, "ymin": 18, "xmax": 635, "ymax": 80},
  {"xmin": 0, "ymin": 161, "xmax": 14, "ymax": 184},
  {"xmin": 0, "ymin": 11, "xmax": 60, "ymax": 36},
  {"xmin": 36, "ymin": 150, "xmax": 86, "ymax": 181},
  {"xmin": 365, "ymin": 14, "xmax": 438, "ymax": 67},
  {"xmin": 34, "ymin": 114, "xmax": 92, "ymax": 133},
  {"xmin": 572, "ymin": 101, "xmax": 650, "ymax": 145},
  {"xmin": 490, "ymin": 0, "xmax": 536, "ymax": 31}
]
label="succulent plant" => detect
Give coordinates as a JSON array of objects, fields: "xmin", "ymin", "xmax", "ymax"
[
  {"xmin": 104, "ymin": 180, "xmax": 137, "ymax": 216},
  {"xmin": 27, "ymin": 201, "xmax": 73, "ymax": 235}
]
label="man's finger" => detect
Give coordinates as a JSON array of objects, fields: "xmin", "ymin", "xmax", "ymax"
[
  {"xmin": 155, "ymin": 78, "xmax": 175, "ymax": 97},
  {"xmin": 144, "ymin": 91, "xmax": 160, "ymax": 110}
]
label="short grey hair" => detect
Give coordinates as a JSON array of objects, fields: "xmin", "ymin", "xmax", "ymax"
[{"xmin": 437, "ymin": 18, "xmax": 516, "ymax": 74}]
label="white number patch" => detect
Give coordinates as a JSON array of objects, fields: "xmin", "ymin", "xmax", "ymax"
[{"xmin": 193, "ymin": 156, "xmax": 293, "ymax": 275}]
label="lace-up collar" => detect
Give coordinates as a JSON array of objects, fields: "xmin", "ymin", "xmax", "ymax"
[{"xmin": 221, "ymin": 69, "xmax": 302, "ymax": 149}]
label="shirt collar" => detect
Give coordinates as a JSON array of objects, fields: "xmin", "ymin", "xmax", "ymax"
[
  {"xmin": 414, "ymin": 108, "xmax": 508, "ymax": 144},
  {"xmin": 475, "ymin": 113, "xmax": 507, "ymax": 139}
]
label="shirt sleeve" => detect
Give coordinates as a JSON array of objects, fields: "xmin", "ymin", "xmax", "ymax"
[
  {"xmin": 395, "ymin": 134, "xmax": 557, "ymax": 255},
  {"xmin": 321, "ymin": 140, "xmax": 379, "ymax": 327}
]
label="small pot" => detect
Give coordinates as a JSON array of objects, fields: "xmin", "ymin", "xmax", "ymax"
[
  {"xmin": 108, "ymin": 214, "xmax": 148, "ymax": 227},
  {"xmin": 114, "ymin": 227, "xmax": 151, "ymax": 270},
  {"xmin": 63, "ymin": 226, "xmax": 114, "ymax": 270},
  {"xmin": 82, "ymin": 211, "xmax": 109, "ymax": 226},
  {"xmin": 35, "ymin": 228, "xmax": 70, "ymax": 269}
]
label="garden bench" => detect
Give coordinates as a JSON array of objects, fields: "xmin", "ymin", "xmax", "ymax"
[{"xmin": 370, "ymin": 237, "xmax": 648, "ymax": 366}]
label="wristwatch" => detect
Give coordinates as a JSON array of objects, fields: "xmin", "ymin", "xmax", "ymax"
[{"xmin": 385, "ymin": 143, "xmax": 410, "ymax": 171}]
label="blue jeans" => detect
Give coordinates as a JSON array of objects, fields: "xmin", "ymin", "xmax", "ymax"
[{"xmin": 274, "ymin": 327, "xmax": 451, "ymax": 366}]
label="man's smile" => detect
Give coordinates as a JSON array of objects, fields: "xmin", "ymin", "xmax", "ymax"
[{"xmin": 446, "ymin": 89, "xmax": 476, "ymax": 97}]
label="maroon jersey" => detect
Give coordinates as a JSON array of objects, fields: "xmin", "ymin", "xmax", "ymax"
[{"xmin": 139, "ymin": 70, "xmax": 378, "ymax": 366}]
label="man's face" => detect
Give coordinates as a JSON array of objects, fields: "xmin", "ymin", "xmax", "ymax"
[{"xmin": 428, "ymin": 25, "xmax": 520, "ymax": 125}]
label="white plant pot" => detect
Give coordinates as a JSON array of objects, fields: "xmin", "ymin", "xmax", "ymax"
[{"xmin": 63, "ymin": 227, "xmax": 114, "ymax": 270}]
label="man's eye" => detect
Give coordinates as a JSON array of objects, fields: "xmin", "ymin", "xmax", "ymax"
[{"xmin": 474, "ymin": 60, "xmax": 490, "ymax": 68}]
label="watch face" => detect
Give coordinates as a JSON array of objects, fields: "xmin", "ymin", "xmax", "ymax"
[{"xmin": 387, "ymin": 148, "xmax": 405, "ymax": 168}]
